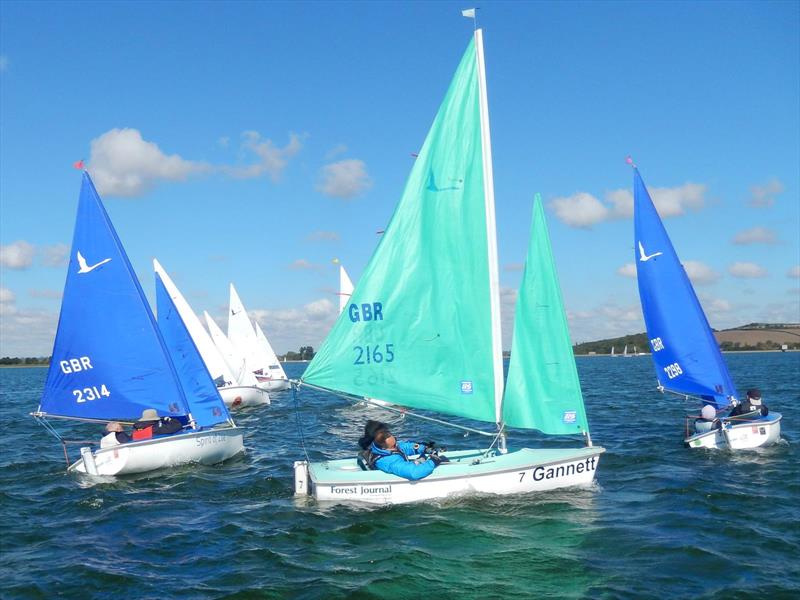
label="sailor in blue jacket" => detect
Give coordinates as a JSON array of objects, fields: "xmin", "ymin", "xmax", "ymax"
[{"xmin": 358, "ymin": 420, "xmax": 444, "ymax": 481}]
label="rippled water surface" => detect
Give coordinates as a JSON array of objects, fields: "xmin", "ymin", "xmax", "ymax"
[{"xmin": 1, "ymin": 353, "xmax": 798, "ymax": 599}]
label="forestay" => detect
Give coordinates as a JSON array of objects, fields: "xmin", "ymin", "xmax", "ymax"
[
  {"xmin": 38, "ymin": 173, "xmax": 190, "ymax": 421},
  {"xmin": 634, "ymin": 168, "xmax": 738, "ymax": 408},
  {"xmin": 503, "ymin": 195, "xmax": 589, "ymax": 435},
  {"xmin": 302, "ymin": 36, "xmax": 502, "ymax": 424},
  {"xmin": 155, "ymin": 273, "xmax": 231, "ymax": 428}
]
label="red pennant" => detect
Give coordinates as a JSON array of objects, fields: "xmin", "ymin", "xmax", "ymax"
[{"xmin": 73, "ymin": 160, "xmax": 84, "ymax": 170}]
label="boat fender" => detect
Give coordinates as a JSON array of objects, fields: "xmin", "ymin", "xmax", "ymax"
[{"xmin": 80, "ymin": 446, "xmax": 99, "ymax": 475}]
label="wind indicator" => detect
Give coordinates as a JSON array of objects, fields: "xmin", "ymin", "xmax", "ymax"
[
  {"xmin": 625, "ymin": 155, "xmax": 636, "ymax": 169},
  {"xmin": 73, "ymin": 159, "xmax": 85, "ymax": 170},
  {"xmin": 462, "ymin": 8, "xmax": 478, "ymax": 29}
]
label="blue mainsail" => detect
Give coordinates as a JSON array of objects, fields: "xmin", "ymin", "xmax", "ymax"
[
  {"xmin": 634, "ymin": 168, "xmax": 738, "ymax": 409},
  {"xmin": 38, "ymin": 172, "xmax": 191, "ymax": 421},
  {"xmin": 155, "ymin": 272, "xmax": 230, "ymax": 428}
]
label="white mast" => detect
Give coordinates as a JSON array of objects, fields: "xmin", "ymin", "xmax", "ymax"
[{"xmin": 474, "ymin": 28, "xmax": 505, "ymax": 426}]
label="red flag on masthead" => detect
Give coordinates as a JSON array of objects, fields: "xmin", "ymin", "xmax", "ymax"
[{"xmin": 73, "ymin": 160, "xmax": 84, "ymax": 170}]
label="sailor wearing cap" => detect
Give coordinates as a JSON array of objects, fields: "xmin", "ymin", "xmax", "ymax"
[{"xmin": 728, "ymin": 389, "xmax": 769, "ymax": 419}]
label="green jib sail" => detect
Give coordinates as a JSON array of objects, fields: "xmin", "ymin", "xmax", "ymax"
[
  {"xmin": 502, "ymin": 195, "xmax": 589, "ymax": 435},
  {"xmin": 302, "ymin": 37, "xmax": 499, "ymax": 424}
]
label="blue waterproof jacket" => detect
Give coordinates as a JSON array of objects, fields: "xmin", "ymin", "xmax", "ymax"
[{"xmin": 369, "ymin": 440, "xmax": 436, "ymax": 481}]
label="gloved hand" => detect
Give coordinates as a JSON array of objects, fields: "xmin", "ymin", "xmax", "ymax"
[{"xmin": 429, "ymin": 455, "xmax": 442, "ymax": 467}]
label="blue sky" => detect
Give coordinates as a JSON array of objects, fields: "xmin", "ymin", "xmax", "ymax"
[{"xmin": 1, "ymin": 0, "xmax": 798, "ymax": 356}]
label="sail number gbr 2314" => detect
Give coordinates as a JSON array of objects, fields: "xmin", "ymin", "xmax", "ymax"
[{"xmin": 59, "ymin": 355, "xmax": 111, "ymax": 402}]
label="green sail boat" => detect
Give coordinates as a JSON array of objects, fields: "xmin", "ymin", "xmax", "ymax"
[{"xmin": 294, "ymin": 29, "xmax": 604, "ymax": 504}]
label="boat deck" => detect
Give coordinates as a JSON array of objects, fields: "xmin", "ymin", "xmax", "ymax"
[{"xmin": 308, "ymin": 446, "xmax": 605, "ymax": 486}]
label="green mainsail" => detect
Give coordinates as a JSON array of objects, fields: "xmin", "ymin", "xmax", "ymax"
[
  {"xmin": 502, "ymin": 195, "xmax": 589, "ymax": 435},
  {"xmin": 302, "ymin": 37, "xmax": 500, "ymax": 424}
]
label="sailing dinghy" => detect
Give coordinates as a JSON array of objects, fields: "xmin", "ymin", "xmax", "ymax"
[
  {"xmin": 32, "ymin": 172, "xmax": 244, "ymax": 475},
  {"xmin": 293, "ymin": 30, "xmax": 603, "ymax": 505},
  {"xmin": 153, "ymin": 260, "xmax": 269, "ymax": 408},
  {"xmin": 633, "ymin": 166, "xmax": 781, "ymax": 449},
  {"xmin": 205, "ymin": 311, "xmax": 270, "ymax": 406},
  {"xmin": 228, "ymin": 284, "xmax": 290, "ymax": 392}
]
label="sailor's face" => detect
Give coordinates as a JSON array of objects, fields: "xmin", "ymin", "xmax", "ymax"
[{"xmin": 378, "ymin": 431, "xmax": 396, "ymax": 449}]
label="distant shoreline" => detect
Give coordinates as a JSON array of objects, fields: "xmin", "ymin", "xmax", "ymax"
[{"xmin": 575, "ymin": 349, "xmax": 798, "ymax": 357}]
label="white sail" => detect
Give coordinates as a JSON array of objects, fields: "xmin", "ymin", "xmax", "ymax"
[
  {"xmin": 255, "ymin": 321, "xmax": 288, "ymax": 380},
  {"xmin": 153, "ymin": 259, "xmax": 237, "ymax": 385},
  {"xmin": 227, "ymin": 284, "xmax": 262, "ymax": 374},
  {"xmin": 205, "ymin": 311, "xmax": 258, "ymax": 386},
  {"xmin": 338, "ymin": 265, "xmax": 354, "ymax": 314}
]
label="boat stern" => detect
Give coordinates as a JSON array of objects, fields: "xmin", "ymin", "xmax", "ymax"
[{"xmin": 294, "ymin": 460, "xmax": 310, "ymax": 495}]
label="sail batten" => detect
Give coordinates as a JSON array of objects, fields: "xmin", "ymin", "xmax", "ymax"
[{"xmin": 634, "ymin": 168, "xmax": 738, "ymax": 408}]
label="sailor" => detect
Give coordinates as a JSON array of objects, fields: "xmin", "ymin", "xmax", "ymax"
[
  {"xmin": 694, "ymin": 404, "xmax": 720, "ymax": 434},
  {"xmin": 357, "ymin": 420, "xmax": 446, "ymax": 481},
  {"xmin": 100, "ymin": 421, "xmax": 132, "ymax": 448},
  {"xmin": 131, "ymin": 408, "xmax": 184, "ymax": 441},
  {"xmin": 728, "ymin": 389, "xmax": 769, "ymax": 419}
]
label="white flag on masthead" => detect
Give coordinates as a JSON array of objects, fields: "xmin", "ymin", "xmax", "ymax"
[{"xmin": 461, "ymin": 8, "xmax": 476, "ymax": 19}]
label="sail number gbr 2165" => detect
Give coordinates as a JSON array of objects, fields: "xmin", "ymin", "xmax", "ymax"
[{"xmin": 354, "ymin": 344, "xmax": 394, "ymax": 365}]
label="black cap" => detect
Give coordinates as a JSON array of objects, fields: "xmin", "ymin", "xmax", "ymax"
[{"xmin": 746, "ymin": 388, "xmax": 761, "ymax": 400}]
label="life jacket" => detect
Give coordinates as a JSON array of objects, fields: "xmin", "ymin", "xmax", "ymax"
[{"xmin": 131, "ymin": 425, "xmax": 154, "ymax": 440}]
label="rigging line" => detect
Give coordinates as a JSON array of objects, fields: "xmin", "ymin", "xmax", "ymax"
[
  {"xmin": 295, "ymin": 380, "xmax": 497, "ymax": 438},
  {"xmin": 656, "ymin": 385, "xmax": 734, "ymax": 406},
  {"xmin": 30, "ymin": 412, "xmax": 135, "ymax": 425},
  {"xmin": 481, "ymin": 424, "xmax": 506, "ymax": 457},
  {"xmin": 291, "ymin": 382, "xmax": 312, "ymax": 464}
]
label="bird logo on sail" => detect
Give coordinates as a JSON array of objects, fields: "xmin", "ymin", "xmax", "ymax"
[
  {"xmin": 76, "ymin": 251, "xmax": 111, "ymax": 274},
  {"xmin": 638, "ymin": 242, "xmax": 663, "ymax": 262}
]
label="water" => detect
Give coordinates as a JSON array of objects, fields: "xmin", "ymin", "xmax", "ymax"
[{"xmin": 1, "ymin": 353, "xmax": 798, "ymax": 599}]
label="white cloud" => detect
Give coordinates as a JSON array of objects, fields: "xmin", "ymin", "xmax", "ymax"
[
  {"xmin": 728, "ymin": 262, "xmax": 768, "ymax": 278},
  {"xmin": 0, "ymin": 288, "xmax": 58, "ymax": 356},
  {"xmin": 289, "ymin": 259, "xmax": 323, "ymax": 271},
  {"xmin": 88, "ymin": 128, "xmax": 211, "ymax": 197},
  {"xmin": 683, "ymin": 260, "xmax": 720, "ymax": 285},
  {"xmin": 325, "ymin": 144, "xmax": 348, "ymax": 160},
  {"xmin": 218, "ymin": 136, "xmax": 230, "ymax": 148},
  {"xmin": 87, "ymin": 128, "xmax": 304, "ymax": 197},
  {"xmin": 549, "ymin": 193, "xmax": 609, "ymax": 228},
  {"xmin": 551, "ymin": 183, "xmax": 707, "ymax": 228},
  {"xmin": 317, "ymin": 159, "xmax": 372, "ymax": 199},
  {"xmin": 788, "ymin": 265, "xmax": 800, "ymax": 279},
  {"xmin": 41, "ymin": 243, "xmax": 70, "ymax": 267},
  {"xmin": 616, "ymin": 263, "xmax": 637, "ymax": 278},
  {"xmin": 0, "ymin": 287, "xmax": 15, "ymax": 304},
  {"xmin": 0, "ymin": 55, "xmax": 8, "ymax": 73},
  {"xmin": 564, "ymin": 302, "xmax": 644, "ymax": 344},
  {"xmin": 732, "ymin": 226, "xmax": 778, "ymax": 245},
  {"xmin": 306, "ymin": 231, "xmax": 340, "ymax": 242},
  {"xmin": 749, "ymin": 178, "xmax": 784, "ymax": 208},
  {"xmin": 224, "ymin": 131, "xmax": 303, "ymax": 181},
  {"xmin": 247, "ymin": 298, "xmax": 338, "ymax": 354},
  {"xmin": 29, "ymin": 289, "xmax": 63, "ymax": 300},
  {"xmin": 0, "ymin": 241, "xmax": 35, "ymax": 269},
  {"xmin": 504, "ymin": 263, "xmax": 524, "ymax": 272}
]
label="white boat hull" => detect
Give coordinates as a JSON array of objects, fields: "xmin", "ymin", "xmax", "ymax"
[
  {"xmin": 685, "ymin": 413, "xmax": 782, "ymax": 450},
  {"xmin": 70, "ymin": 427, "xmax": 245, "ymax": 476},
  {"xmin": 294, "ymin": 446, "xmax": 604, "ymax": 505},
  {"xmin": 254, "ymin": 377, "xmax": 290, "ymax": 392},
  {"xmin": 219, "ymin": 385, "xmax": 270, "ymax": 408}
]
